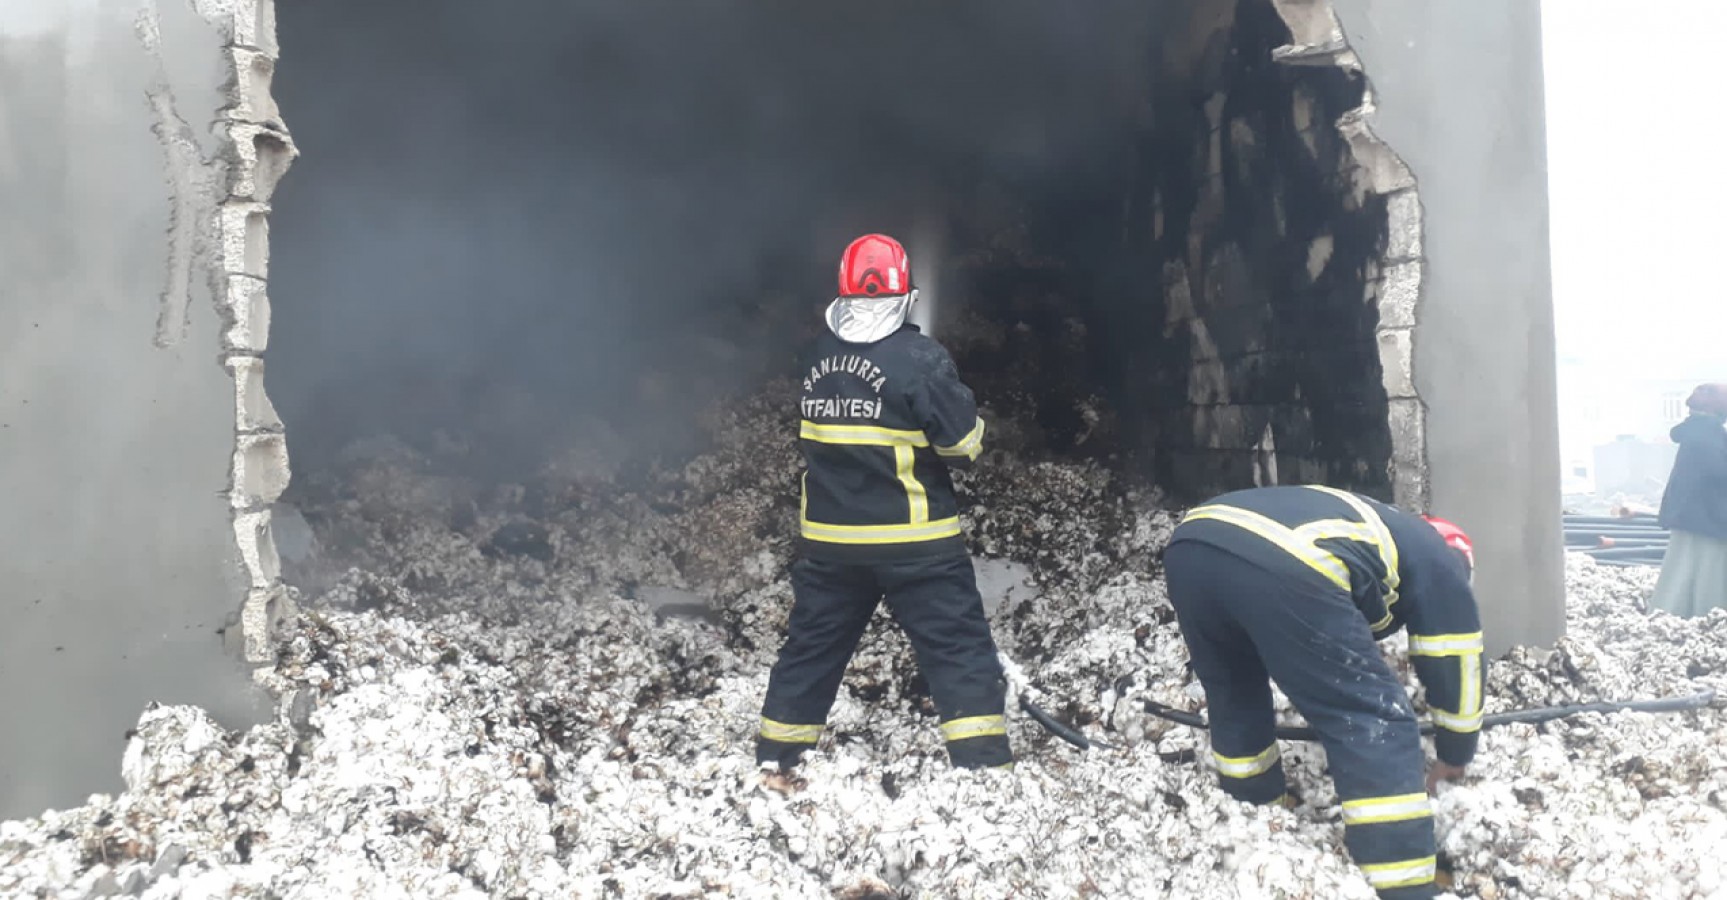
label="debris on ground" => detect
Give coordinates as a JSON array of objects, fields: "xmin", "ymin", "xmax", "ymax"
[{"xmin": 3, "ymin": 387, "xmax": 1723, "ymax": 899}]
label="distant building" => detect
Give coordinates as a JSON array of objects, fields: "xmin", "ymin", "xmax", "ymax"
[
  {"xmin": 1556, "ymin": 356, "xmax": 1708, "ymax": 496},
  {"xmin": 1591, "ymin": 436, "xmax": 1677, "ymax": 500}
]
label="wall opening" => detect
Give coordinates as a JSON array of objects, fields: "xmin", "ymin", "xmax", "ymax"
[{"xmin": 261, "ymin": 0, "xmax": 1421, "ymax": 606}]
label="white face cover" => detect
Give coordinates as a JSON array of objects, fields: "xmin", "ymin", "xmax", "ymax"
[{"xmin": 824, "ymin": 289, "xmax": 919, "ymax": 345}]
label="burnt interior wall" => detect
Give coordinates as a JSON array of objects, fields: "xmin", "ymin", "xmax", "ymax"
[
  {"xmin": 268, "ymin": 0, "xmax": 1394, "ymax": 512},
  {"xmin": 1091, "ymin": 0, "xmax": 1395, "ymax": 501}
]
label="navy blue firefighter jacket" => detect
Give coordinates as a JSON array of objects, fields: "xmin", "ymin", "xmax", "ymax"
[
  {"xmin": 1170, "ymin": 485, "xmax": 1486, "ymax": 766},
  {"xmin": 796, "ymin": 324, "xmax": 985, "ymax": 564}
]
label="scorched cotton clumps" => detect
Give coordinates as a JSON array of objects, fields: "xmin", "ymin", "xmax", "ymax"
[{"xmin": 3, "ymin": 388, "xmax": 1724, "ymax": 899}]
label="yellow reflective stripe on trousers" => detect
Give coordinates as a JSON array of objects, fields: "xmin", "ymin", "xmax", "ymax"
[
  {"xmin": 1302, "ymin": 485, "xmax": 1402, "ymax": 604},
  {"xmin": 759, "ymin": 718, "xmax": 823, "ymax": 744},
  {"xmin": 1360, "ymin": 856, "xmax": 1437, "ymax": 889},
  {"xmin": 894, "ymin": 445, "xmax": 929, "ymax": 523},
  {"xmin": 1341, "ymin": 792, "xmax": 1433, "ymax": 825},
  {"xmin": 1183, "ymin": 506, "xmax": 1351, "ymax": 590},
  {"xmin": 940, "ymin": 714, "xmax": 1008, "ymax": 742},
  {"xmin": 1213, "ymin": 743, "xmax": 1280, "ymax": 778},
  {"xmin": 801, "ymin": 517, "xmax": 962, "ymax": 544},
  {"xmin": 799, "ymin": 420, "xmax": 929, "ymax": 447},
  {"xmin": 935, "ymin": 417, "xmax": 986, "ymax": 461}
]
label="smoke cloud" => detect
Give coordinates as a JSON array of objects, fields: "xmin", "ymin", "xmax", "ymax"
[{"xmin": 268, "ymin": 0, "xmax": 1162, "ymax": 481}]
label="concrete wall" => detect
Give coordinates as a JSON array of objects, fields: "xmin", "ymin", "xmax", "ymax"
[
  {"xmin": 0, "ymin": 0, "xmax": 293, "ymax": 819},
  {"xmin": 1326, "ymin": 0, "xmax": 1565, "ymax": 654}
]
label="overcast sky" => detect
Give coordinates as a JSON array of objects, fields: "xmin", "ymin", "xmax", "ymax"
[{"xmin": 1542, "ymin": 0, "xmax": 1726, "ymax": 377}]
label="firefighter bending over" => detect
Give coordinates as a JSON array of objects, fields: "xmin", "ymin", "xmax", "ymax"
[
  {"xmin": 1163, "ymin": 485, "xmax": 1483, "ymax": 900},
  {"xmin": 756, "ymin": 233, "xmax": 1011, "ymax": 771}
]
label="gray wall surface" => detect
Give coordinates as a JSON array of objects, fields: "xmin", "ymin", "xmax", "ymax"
[
  {"xmin": 1331, "ymin": 0, "xmax": 1566, "ymax": 654},
  {"xmin": 0, "ymin": 1, "xmax": 274, "ymax": 819}
]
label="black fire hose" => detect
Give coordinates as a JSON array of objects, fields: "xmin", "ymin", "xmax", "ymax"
[
  {"xmin": 1001, "ymin": 650, "xmax": 1125, "ymax": 751},
  {"xmin": 1019, "ymin": 695, "xmax": 1120, "ymax": 751},
  {"xmin": 1143, "ymin": 687, "xmax": 1718, "ymax": 742}
]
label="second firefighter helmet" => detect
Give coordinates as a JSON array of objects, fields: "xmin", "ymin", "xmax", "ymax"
[
  {"xmin": 1423, "ymin": 515, "xmax": 1475, "ymax": 574},
  {"xmin": 825, "ymin": 233, "xmax": 921, "ymax": 344}
]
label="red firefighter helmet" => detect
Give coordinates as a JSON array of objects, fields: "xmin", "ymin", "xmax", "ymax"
[
  {"xmin": 1423, "ymin": 515, "xmax": 1475, "ymax": 572},
  {"xmin": 837, "ymin": 234, "xmax": 912, "ymax": 298}
]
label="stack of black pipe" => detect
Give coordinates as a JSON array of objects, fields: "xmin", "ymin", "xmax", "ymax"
[{"xmin": 1563, "ymin": 513, "xmax": 1667, "ymax": 567}]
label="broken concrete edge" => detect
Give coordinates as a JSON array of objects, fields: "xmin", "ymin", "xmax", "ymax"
[
  {"xmin": 1268, "ymin": 0, "xmax": 1430, "ymax": 513},
  {"xmin": 145, "ymin": 0, "xmax": 299, "ymax": 667}
]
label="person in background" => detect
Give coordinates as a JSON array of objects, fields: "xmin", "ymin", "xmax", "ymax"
[{"xmin": 1650, "ymin": 383, "xmax": 1727, "ymax": 617}]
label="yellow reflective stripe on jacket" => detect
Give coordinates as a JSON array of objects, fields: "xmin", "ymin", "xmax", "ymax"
[
  {"xmin": 799, "ymin": 420, "xmax": 947, "ymax": 539},
  {"xmin": 1341, "ymin": 793, "xmax": 1433, "ymax": 825},
  {"xmin": 935, "ymin": 417, "xmax": 986, "ymax": 461},
  {"xmin": 759, "ymin": 718, "xmax": 823, "ymax": 744},
  {"xmin": 799, "ymin": 420, "xmax": 929, "ymax": 447},
  {"xmin": 801, "ymin": 517, "xmax": 963, "ymax": 545},
  {"xmin": 1412, "ymin": 630, "xmax": 1485, "ymax": 731},
  {"xmin": 1303, "ymin": 485, "xmax": 1402, "ymax": 605},
  {"xmin": 1460, "ymin": 648, "xmax": 1482, "ymax": 723},
  {"xmin": 1213, "ymin": 743, "xmax": 1281, "ymax": 778},
  {"xmin": 1428, "ymin": 653, "xmax": 1486, "ymax": 734},
  {"xmin": 1408, "ymin": 632, "xmax": 1484, "ymax": 656},
  {"xmin": 798, "ymin": 469, "xmax": 960, "ymax": 545},
  {"xmin": 1184, "ymin": 506, "xmax": 1351, "ymax": 590},
  {"xmin": 895, "ymin": 445, "xmax": 929, "ymax": 523},
  {"xmin": 1360, "ymin": 856, "xmax": 1437, "ymax": 889},
  {"xmin": 939, "ymin": 714, "xmax": 1008, "ymax": 742}
]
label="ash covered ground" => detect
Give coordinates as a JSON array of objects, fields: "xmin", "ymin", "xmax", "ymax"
[{"xmin": 5, "ymin": 381, "xmax": 1727, "ymax": 900}]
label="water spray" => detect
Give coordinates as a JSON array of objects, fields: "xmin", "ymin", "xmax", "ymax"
[{"xmin": 906, "ymin": 215, "xmax": 945, "ymax": 340}]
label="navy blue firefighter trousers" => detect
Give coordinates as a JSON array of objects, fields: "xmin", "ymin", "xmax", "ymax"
[
  {"xmin": 1163, "ymin": 539, "xmax": 1438, "ymax": 900},
  {"xmin": 757, "ymin": 553, "xmax": 1012, "ymax": 769}
]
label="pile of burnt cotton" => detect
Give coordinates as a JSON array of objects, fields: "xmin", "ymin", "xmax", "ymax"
[{"xmin": 4, "ymin": 390, "xmax": 1725, "ymax": 898}]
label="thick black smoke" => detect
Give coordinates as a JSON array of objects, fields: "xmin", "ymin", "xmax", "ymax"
[{"xmin": 268, "ymin": 0, "xmax": 1164, "ymax": 481}]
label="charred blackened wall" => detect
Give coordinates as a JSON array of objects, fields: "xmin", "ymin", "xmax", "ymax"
[{"xmin": 1085, "ymin": 0, "xmax": 1403, "ymax": 503}]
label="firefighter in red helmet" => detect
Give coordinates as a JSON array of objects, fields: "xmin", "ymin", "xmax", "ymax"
[
  {"xmin": 755, "ymin": 234, "xmax": 1012, "ymax": 770},
  {"xmin": 1162, "ymin": 486, "xmax": 1484, "ymax": 900}
]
